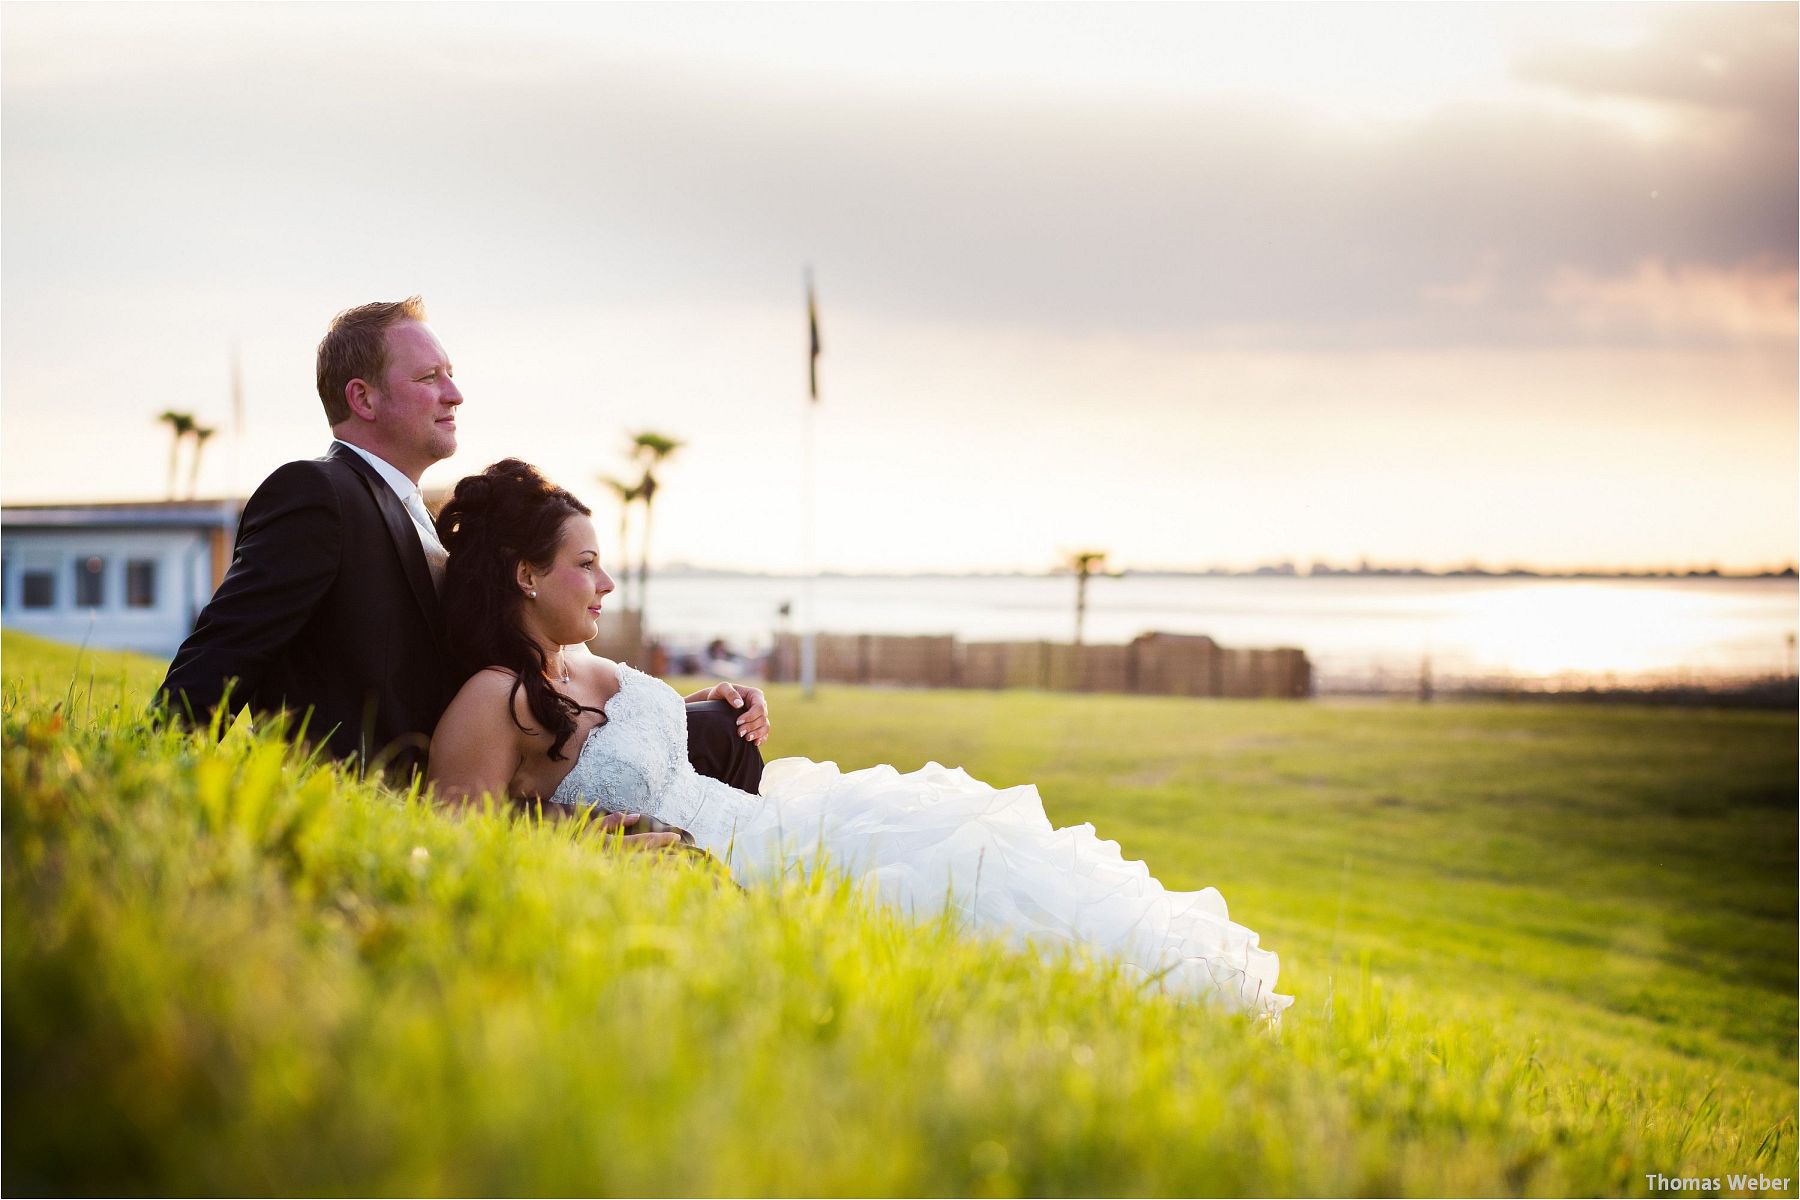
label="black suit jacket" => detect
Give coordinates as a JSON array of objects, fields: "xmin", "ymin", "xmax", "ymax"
[{"xmin": 158, "ymin": 444, "xmax": 456, "ymax": 778}]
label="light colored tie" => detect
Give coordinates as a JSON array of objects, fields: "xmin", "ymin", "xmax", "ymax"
[{"xmin": 403, "ymin": 489, "xmax": 450, "ymax": 593}]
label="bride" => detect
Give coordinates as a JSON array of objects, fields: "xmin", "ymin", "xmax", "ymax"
[{"xmin": 427, "ymin": 460, "xmax": 1291, "ymax": 1018}]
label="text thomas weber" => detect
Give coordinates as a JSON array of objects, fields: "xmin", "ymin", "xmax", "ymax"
[{"xmin": 1644, "ymin": 1174, "xmax": 1793, "ymax": 1193}]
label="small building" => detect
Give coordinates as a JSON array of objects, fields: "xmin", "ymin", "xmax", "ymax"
[{"xmin": 1, "ymin": 499, "xmax": 239, "ymax": 658}]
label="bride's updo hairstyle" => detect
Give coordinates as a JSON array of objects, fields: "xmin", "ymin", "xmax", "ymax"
[{"xmin": 436, "ymin": 458, "xmax": 598, "ymax": 761}]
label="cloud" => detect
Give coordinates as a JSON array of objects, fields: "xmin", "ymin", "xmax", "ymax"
[
  {"xmin": 1515, "ymin": 3, "xmax": 1797, "ymax": 130},
  {"xmin": 2, "ymin": 4, "xmax": 1793, "ymax": 355},
  {"xmin": 1545, "ymin": 257, "xmax": 1798, "ymax": 343}
]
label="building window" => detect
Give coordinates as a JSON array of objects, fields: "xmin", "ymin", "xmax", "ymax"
[
  {"xmin": 74, "ymin": 556, "xmax": 105, "ymax": 608},
  {"xmin": 126, "ymin": 560, "xmax": 158, "ymax": 608},
  {"xmin": 22, "ymin": 570, "xmax": 55, "ymax": 608}
]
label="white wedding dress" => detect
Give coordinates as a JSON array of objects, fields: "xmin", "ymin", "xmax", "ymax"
[{"xmin": 552, "ymin": 664, "xmax": 1292, "ymax": 1018}]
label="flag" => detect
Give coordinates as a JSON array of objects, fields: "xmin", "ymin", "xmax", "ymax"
[{"xmin": 806, "ymin": 268, "xmax": 821, "ymax": 402}]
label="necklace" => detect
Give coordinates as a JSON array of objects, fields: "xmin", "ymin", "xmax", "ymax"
[{"xmin": 548, "ymin": 656, "xmax": 571, "ymax": 685}]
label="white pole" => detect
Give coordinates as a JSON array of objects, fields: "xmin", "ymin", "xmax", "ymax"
[
  {"xmin": 229, "ymin": 342, "xmax": 243, "ymax": 505},
  {"xmin": 801, "ymin": 266, "xmax": 819, "ymax": 699}
]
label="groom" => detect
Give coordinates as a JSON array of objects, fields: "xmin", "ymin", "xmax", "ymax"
[{"xmin": 155, "ymin": 296, "xmax": 767, "ymax": 832}]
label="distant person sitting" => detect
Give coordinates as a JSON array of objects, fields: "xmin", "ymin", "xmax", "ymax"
[{"xmin": 704, "ymin": 637, "xmax": 752, "ymax": 679}]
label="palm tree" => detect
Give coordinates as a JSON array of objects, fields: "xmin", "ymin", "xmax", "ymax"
[
  {"xmin": 187, "ymin": 425, "xmax": 217, "ymax": 499},
  {"xmin": 628, "ymin": 431, "xmax": 684, "ymax": 630},
  {"xmin": 157, "ymin": 410, "xmax": 196, "ymax": 499},
  {"xmin": 1068, "ymin": 550, "xmax": 1108, "ymax": 646},
  {"xmin": 595, "ymin": 474, "xmax": 639, "ymax": 610}
]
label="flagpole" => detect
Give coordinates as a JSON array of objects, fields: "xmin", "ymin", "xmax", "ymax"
[
  {"xmin": 801, "ymin": 384, "xmax": 817, "ymax": 700},
  {"xmin": 802, "ymin": 267, "xmax": 820, "ymax": 700}
]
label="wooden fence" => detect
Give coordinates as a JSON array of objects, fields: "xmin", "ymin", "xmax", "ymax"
[{"xmin": 766, "ymin": 631, "xmax": 1310, "ymax": 699}]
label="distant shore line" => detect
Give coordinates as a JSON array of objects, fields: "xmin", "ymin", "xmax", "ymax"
[{"xmin": 654, "ymin": 565, "xmax": 1800, "ymax": 582}]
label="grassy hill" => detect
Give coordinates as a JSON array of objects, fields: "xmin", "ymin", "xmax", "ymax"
[{"xmin": 3, "ymin": 629, "xmax": 1794, "ymax": 1195}]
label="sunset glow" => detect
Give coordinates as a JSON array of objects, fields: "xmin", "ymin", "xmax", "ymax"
[{"xmin": 3, "ymin": 3, "xmax": 1793, "ymax": 574}]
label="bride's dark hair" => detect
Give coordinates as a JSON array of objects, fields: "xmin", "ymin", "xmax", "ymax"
[{"xmin": 436, "ymin": 458, "xmax": 599, "ymax": 761}]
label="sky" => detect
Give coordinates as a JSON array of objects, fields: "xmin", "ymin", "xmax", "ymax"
[{"xmin": 3, "ymin": 2, "xmax": 1795, "ymax": 573}]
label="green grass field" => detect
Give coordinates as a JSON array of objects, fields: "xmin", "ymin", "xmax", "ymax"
[{"xmin": 4, "ymin": 629, "xmax": 1795, "ymax": 1196}]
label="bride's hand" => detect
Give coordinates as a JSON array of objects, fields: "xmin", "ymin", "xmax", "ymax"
[
  {"xmin": 689, "ymin": 681, "xmax": 770, "ymax": 747},
  {"xmin": 589, "ymin": 810, "xmax": 683, "ymax": 852}
]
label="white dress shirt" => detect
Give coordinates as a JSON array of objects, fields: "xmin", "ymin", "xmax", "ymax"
[{"xmin": 332, "ymin": 439, "xmax": 449, "ymax": 591}]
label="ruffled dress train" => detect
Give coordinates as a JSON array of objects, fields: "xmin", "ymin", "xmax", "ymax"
[{"xmin": 550, "ymin": 665, "xmax": 1291, "ymax": 1017}]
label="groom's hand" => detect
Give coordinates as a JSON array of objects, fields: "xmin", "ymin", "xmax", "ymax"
[{"xmin": 709, "ymin": 682, "xmax": 770, "ymax": 747}]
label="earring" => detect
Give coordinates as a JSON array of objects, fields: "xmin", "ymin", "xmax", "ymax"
[{"xmin": 527, "ymin": 589, "xmax": 537, "ymax": 599}]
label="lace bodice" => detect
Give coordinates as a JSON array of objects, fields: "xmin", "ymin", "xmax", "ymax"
[{"xmin": 548, "ymin": 664, "xmax": 763, "ymax": 852}]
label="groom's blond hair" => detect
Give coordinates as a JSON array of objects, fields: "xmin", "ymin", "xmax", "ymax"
[{"xmin": 316, "ymin": 296, "xmax": 429, "ymax": 424}]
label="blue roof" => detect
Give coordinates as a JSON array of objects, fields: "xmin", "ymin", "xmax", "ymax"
[{"xmin": 1, "ymin": 500, "xmax": 239, "ymax": 531}]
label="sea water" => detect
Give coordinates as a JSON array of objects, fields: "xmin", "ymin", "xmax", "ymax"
[{"xmin": 641, "ymin": 573, "xmax": 1797, "ymax": 689}]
